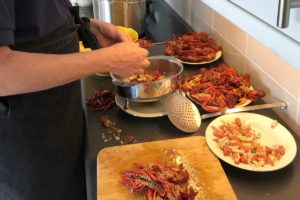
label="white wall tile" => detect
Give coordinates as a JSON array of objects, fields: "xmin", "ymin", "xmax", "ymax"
[
  {"xmin": 212, "ymin": 31, "xmax": 246, "ymax": 73},
  {"xmin": 247, "ymin": 36, "xmax": 300, "ymax": 99},
  {"xmin": 189, "ymin": 9, "xmax": 212, "ymax": 33},
  {"xmin": 295, "ymin": 93, "xmax": 300, "ymax": 137},
  {"xmin": 165, "ymin": 0, "xmax": 189, "ymax": 22},
  {"xmin": 165, "ymin": 0, "xmax": 212, "ymax": 33},
  {"xmin": 246, "ymin": 59, "xmax": 298, "ymax": 134},
  {"xmin": 213, "ymin": 11, "xmax": 247, "ymax": 54},
  {"xmin": 189, "ymin": 0, "xmax": 213, "ymax": 27}
]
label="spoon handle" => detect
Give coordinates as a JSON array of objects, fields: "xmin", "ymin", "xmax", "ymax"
[{"xmin": 200, "ymin": 102, "xmax": 287, "ymax": 120}]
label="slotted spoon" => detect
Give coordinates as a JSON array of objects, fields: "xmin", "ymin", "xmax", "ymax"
[{"xmin": 166, "ymin": 92, "xmax": 287, "ymax": 133}]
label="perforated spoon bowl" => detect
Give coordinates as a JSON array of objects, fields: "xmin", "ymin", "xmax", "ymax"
[
  {"xmin": 166, "ymin": 93, "xmax": 201, "ymax": 133},
  {"xmin": 166, "ymin": 92, "xmax": 287, "ymax": 133}
]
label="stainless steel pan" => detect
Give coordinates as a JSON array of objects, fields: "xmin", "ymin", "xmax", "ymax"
[{"xmin": 110, "ymin": 56, "xmax": 184, "ymax": 103}]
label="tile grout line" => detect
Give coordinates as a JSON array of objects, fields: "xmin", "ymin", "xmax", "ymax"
[
  {"xmin": 296, "ymin": 90, "xmax": 300, "ymax": 133},
  {"xmin": 245, "ymin": 34, "xmax": 249, "ymax": 73},
  {"xmin": 248, "ymin": 57, "xmax": 298, "ymax": 101},
  {"xmin": 190, "ymin": 6, "xmax": 213, "ymax": 33},
  {"xmin": 211, "ymin": 10, "xmax": 214, "ymax": 34}
]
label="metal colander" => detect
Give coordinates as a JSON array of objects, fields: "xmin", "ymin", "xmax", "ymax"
[{"xmin": 166, "ymin": 93, "xmax": 201, "ymax": 133}]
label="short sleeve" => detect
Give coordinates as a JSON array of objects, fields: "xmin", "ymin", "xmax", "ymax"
[{"xmin": 0, "ymin": 0, "xmax": 15, "ymax": 45}]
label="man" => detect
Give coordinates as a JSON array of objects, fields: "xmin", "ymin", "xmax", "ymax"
[{"xmin": 0, "ymin": 0, "xmax": 149, "ymax": 199}]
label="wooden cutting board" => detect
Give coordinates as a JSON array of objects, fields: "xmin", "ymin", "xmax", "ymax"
[{"xmin": 97, "ymin": 136, "xmax": 237, "ymax": 200}]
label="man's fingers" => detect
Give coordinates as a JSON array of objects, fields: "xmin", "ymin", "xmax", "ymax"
[
  {"xmin": 117, "ymin": 67, "xmax": 145, "ymax": 78},
  {"xmin": 141, "ymin": 59, "xmax": 150, "ymax": 69},
  {"xmin": 121, "ymin": 34, "xmax": 132, "ymax": 42},
  {"xmin": 140, "ymin": 48, "xmax": 149, "ymax": 57},
  {"xmin": 135, "ymin": 68, "xmax": 145, "ymax": 75}
]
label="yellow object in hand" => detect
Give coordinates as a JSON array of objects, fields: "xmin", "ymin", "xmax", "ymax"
[
  {"xmin": 79, "ymin": 41, "xmax": 91, "ymax": 52},
  {"xmin": 116, "ymin": 26, "xmax": 138, "ymax": 42}
]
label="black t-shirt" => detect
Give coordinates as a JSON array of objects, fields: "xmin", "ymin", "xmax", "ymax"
[{"xmin": 0, "ymin": 0, "xmax": 73, "ymax": 45}]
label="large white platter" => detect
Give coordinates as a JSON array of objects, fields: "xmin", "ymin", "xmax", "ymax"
[{"xmin": 205, "ymin": 112, "xmax": 297, "ymax": 172}]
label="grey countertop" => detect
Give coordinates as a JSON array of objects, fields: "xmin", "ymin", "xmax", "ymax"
[{"xmin": 82, "ymin": 1, "xmax": 300, "ymax": 200}]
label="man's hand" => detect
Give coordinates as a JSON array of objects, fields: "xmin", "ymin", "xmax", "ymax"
[
  {"xmin": 88, "ymin": 19, "xmax": 150, "ymax": 78},
  {"xmin": 94, "ymin": 42, "xmax": 150, "ymax": 77},
  {"xmin": 89, "ymin": 19, "xmax": 132, "ymax": 47}
]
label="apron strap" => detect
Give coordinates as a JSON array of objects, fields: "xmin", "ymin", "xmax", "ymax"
[{"xmin": 70, "ymin": 6, "xmax": 100, "ymax": 50}]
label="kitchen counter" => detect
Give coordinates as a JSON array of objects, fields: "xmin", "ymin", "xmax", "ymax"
[{"xmin": 83, "ymin": 1, "xmax": 300, "ymax": 200}]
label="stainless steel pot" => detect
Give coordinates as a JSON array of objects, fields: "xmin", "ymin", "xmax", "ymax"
[
  {"xmin": 111, "ymin": 56, "xmax": 184, "ymax": 102},
  {"xmin": 92, "ymin": 0, "xmax": 146, "ymax": 35}
]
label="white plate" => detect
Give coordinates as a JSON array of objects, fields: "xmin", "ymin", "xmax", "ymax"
[
  {"xmin": 205, "ymin": 113, "xmax": 297, "ymax": 172},
  {"xmin": 115, "ymin": 94, "xmax": 167, "ymax": 118},
  {"xmin": 178, "ymin": 50, "xmax": 222, "ymax": 65}
]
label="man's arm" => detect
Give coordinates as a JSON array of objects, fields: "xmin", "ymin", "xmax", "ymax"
[{"xmin": 0, "ymin": 42, "xmax": 149, "ymax": 96}]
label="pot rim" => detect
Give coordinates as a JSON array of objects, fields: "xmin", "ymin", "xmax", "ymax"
[{"xmin": 110, "ymin": 55, "xmax": 184, "ymax": 86}]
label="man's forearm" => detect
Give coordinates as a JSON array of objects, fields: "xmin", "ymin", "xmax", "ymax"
[{"xmin": 0, "ymin": 46, "xmax": 110, "ymax": 96}]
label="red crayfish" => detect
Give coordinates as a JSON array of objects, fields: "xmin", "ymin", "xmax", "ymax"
[
  {"xmin": 120, "ymin": 163, "xmax": 197, "ymax": 200},
  {"xmin": 181, "ymin": 64, "xmax": 265, "ymax": 112}
]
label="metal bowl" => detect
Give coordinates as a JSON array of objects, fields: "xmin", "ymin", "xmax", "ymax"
[{"xmin": 110, "ymin": 56, "xmax": 184, "ymax": 102}]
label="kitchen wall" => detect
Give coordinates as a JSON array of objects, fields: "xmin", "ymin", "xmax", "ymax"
[{"xmin": 165, "ymin": 0, "xmax": 300, "ymax": 137}]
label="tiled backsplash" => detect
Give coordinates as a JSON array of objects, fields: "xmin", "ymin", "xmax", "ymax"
[{"xmin": 165, "ymin": 0, "xmax": 300, "ymax": 137}]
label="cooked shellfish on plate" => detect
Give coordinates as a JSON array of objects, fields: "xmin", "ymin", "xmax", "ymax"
[
  {"xmin": 181, "ymin": 63, "xmax": 265, "ymax": 112},
  {"xmin": 185, "ymin": 85, "xmax": 253, "ymax": 112},
  {"xmin": 205, "ymin": 113, "xmax": 297, "ymax": 172},
  {"xmin": 165, "ymin": 32, "xmax": 222, "ymax": 65},
  {"xmin": 178, "ymin": 50, "xmax": 222, "ymax": 65}
]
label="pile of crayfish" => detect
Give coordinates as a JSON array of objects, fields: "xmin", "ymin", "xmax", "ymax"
[
  {"xmin": 120, "ymin": 163, "xmax": 198, "ymax": 200},
  {"xmin": 165, "ymin": 32, "xmax": 222, "ymax": 62},
  {"xmin": 86, "ymin": 89, "xmax": 115, "ymax": 111},
  {"xmin": 127, "ymin": 70, "xmax": 163, "ymax": 83},
  {"xmin": 181, "ymin": 63, "xmax": 265, "ymax": 112},
  {"xmin": 137, "ymin": 38, "xmax": 152, "ymax": 49}
]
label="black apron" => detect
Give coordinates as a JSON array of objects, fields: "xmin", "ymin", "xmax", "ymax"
[{"xmin": 0, "ymin": 19, "xmax": 86, "ymax": 200}]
